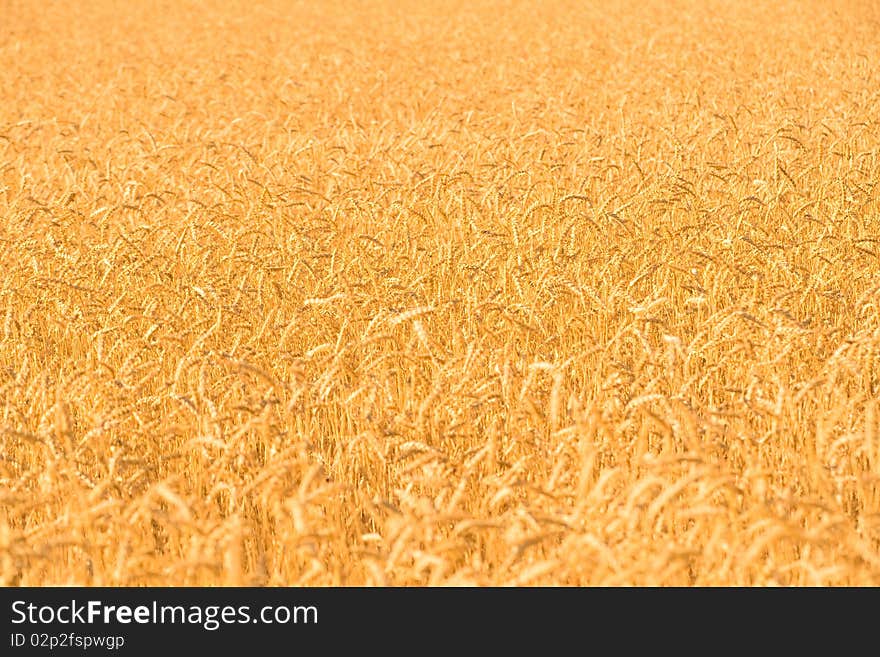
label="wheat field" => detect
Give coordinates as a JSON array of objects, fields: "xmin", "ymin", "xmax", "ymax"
[{"xmin": 1, "ymin": 0, "xmax": 879, "ymax": 586}]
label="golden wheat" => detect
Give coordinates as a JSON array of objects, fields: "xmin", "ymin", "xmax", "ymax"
[{"xmin": 1, "ymin": 0, "xmax": 879, "ymax": 585}]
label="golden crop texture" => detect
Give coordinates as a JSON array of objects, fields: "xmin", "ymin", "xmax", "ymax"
[{"xmin": 1, "ymin": 0, "xmax": 879, "ymax": 585}]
